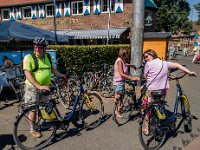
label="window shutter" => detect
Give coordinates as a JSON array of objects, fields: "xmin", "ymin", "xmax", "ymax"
[
  {"xmin": 83, "ymin": 0, "xmax": 90, "ymax": 15},
  {"xmin": 64, "ymin": 0, "xmax": 70, "ymax": 17},
  {"xmin": 31, "ymin": 5, "xmax": 37, "ymax": 19},
  {"xmin": 16, "ymin": 7, "xmax": 22, "ymax": 20},
  {"xmin": 39, "ymin": 4, "xmax": 45, "ymax": 19},
  {"xmin": 56, "ymin": 2, "xmax": 62, "ymax": 17},
  {"xmin": 10, "ymin": 7, "xmax": 15, "ymax": 21},
  {"xmin": 115, "ymin": 0, "xmax": 123, "ymax": 13},
  {"xmin": 93, "ymin": 0, "xmax": 100, "ymax": 14}
]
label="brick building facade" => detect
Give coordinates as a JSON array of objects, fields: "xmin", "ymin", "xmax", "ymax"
[{"xmin": 0, "ymin": 0, "xmax": 157, "ymax": 44}]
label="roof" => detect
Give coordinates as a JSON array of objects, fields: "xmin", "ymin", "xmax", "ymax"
[
  {"xmin": 57, "ymin": 29, "xmax": 170, "ymax": 40},
  {"xmin": 0, "ymin": 0, "xmax": 51, "ymax": 7},
  {"xmin": 57, "ymin": 28, "xmax": 128, "ymax": 39},
  {"xmin": 0, "ymin": 0, "xmax": 157, "ymax": 8},
  {"xmin": 144, "ymin": 32, "xmax": 171, "ymax": 38}
]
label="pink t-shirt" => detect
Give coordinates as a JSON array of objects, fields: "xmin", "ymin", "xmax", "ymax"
[
  {"xmin": 113, "ymin": 58, "xmax": 128, "ymax": 85},
  {"xmin": 144, "ymin": 58, "xmax": 173, "ymax": 90}
]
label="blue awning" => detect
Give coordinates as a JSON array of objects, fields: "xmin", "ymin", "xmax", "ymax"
[{"xmin": 57, "ymin": 28, "xmax": 128, "ymax": 39}]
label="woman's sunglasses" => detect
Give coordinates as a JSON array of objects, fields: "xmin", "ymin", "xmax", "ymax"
[{"xmin": 144, "ymin": 55, "xmax": 149, "ymax": 59}]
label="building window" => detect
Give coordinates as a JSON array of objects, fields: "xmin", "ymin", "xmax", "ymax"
[
  {"xmin": 46, "ymin": 4, "xmax": 54, "ymax": 17},
  {"xmin": 72, "ymin": 1, "xmax": 83, "ymax": 15},
  {"xmin": 1, "ymin": 9, "xmax": 10, "ymax": 20},
  {"xmin": 102, "ymin": 0, "xmax": 115, "ymax": 12},
  {"xmin": 22, "ymin": 7, "xmax": 31, "ymax": 18}
]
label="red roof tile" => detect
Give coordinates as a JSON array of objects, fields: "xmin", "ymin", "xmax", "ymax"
[{"xmin": 0, "ymin": 0, "xmax": 51, "ymax": 7}]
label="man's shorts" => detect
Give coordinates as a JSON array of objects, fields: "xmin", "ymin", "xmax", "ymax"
[
  {"xmin": 24, "ymin": 84, "xmax": 49, "ymax": 105},
  {"xmin": 114, "ymin": 82, "xmax": 125, "ymax": 95}
]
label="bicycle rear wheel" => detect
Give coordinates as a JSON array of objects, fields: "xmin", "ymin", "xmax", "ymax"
[
  {"xmin": 113, "ymin": 94, "xmax": 133, "ymax": 126},
  {"xmin": 13, "ymin": 105, "xmax": 57, "ymax": 150},
  {"xmin": 79, "ymin": 92, "xmax": 104, "ymax": 129},
  {"xmin": 138, "ymin": 109, "xmax": 166, "ymax": 150},
  {"xmin": 180, "ymin": 95, "xmax": 192, "ymax": 132}
]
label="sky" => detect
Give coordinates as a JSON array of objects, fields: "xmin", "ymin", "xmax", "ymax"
[{"xmin": 187, "ymin": 0, "xmax": 199, "ymax": 21}]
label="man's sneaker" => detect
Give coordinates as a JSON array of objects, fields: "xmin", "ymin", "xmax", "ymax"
[{"xmin": 30, "ymin": 131, "xmax": 42, "ymax": 138}]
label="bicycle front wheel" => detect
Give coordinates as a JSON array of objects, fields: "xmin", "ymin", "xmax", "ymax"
[
  {"xmin": 13, "ymin": 105, "xmax": 57, "ymax": 150},
  {"xmin": 138, "ymin": 109, "xmax": 166, "ymax": 150},
  {"xmin": 180, "ymin": 95, "xmax": 192, "ymax": 132},
  {"xmin": 79, "ymin": 92, "xmax": 104, "ymax": 129},
  {"xmin": 113, "ymin": 94, "xmax": 133, "ymax": 126}
]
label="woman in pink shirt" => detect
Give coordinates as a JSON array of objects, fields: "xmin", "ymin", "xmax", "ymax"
[
  {"xmin": 113, "ymin": 48, "xmax": 140, "ymax": 118},
  {"xmin": 142, "ymin": 49, "xmax": 196, "ymax": 135}
]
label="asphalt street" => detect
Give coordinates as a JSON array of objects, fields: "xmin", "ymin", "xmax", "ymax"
[{"xmin": 0, "ymin": 53, "xmax": 200, "ymax": 150}]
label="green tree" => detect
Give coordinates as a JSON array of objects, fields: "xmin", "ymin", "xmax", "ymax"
[
  {"xmin": 194, "ymin": 3, "xmax": 200, "ymax": 24},
  {"xmin": 153, "ymin": 0, "xmax": 192, "ymax": 33}
]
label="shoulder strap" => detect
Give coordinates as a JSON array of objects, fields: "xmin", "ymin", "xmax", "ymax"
[
  {"xmin": 31, "ymin": 53, "xmax": 38, "ymax": 72},
  {"xmin": 31, "ymin": 53, "xmax": 52, "ymax": 72},
  {"xmin": 46, "ymin": 53, "xmax": 52, "ymax": 67}
]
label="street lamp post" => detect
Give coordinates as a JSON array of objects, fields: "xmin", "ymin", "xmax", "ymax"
[
  {"xmin": 130, "ymin": 0, "xmax": 145, "ymax": 77},
  {"xmin": 53, "ymin": 0, "xmax": 58, "ymax": 44},
  {"xmin": 107, "ymin": 0, "xmax": 111, "ymax": 45}
]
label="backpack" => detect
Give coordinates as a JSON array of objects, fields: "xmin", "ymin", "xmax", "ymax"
[{"xmin": 31, "ymin": 53, "xmax": 52, "ymax": 72}]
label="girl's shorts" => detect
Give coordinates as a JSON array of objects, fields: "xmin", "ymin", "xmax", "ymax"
[{"xmin": 114, "ymin": 82, "xmax": 125, "ymax": 95}]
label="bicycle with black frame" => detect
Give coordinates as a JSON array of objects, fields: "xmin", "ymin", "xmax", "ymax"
[
  {"xmin": 112, "ymin": 78, "xmax": 146, "ymax": 126},
  {"xmin": 138, "ymin": 71, "xmax": 194, "ymax": 150}
]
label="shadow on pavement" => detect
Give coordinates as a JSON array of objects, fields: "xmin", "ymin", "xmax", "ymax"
[
  {"xmin": 86, "ymin": 113, "xmax": 112, "ymax": 131},
  {"xmin": 0, "ymin": 101, "xmax": 19, "ymax": 110},
  {"xmin": 0, "ymin": 134, "xmax": 15, "ymax": 150},
  {"xmin": 159, "ymin": 113, "xmax": 198, "ymax": 149},
  {"xmin": 43, "ymin": 113, "xmax": 112, "ymax": 149}
]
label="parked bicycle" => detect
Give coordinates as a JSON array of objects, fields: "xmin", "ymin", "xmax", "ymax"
[
  {"xmin": 0, "ymin": 66, "xmax": 24, "ymax": 102},
  {"xmin": 13, "ymin": 82, "xmax": 104, "ymax": 150},
  {"xmin": 138, "ymin": 71, "xmax": 193, "ymax": 150},
  {"xmin": 51, "ymin": 76, "xmax": 78, "ymax": 109}
]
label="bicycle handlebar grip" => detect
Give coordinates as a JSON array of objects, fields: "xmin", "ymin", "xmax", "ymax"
[{"xmin": 40, "ymin": 86, "xmax": 55, "ymax": 96}]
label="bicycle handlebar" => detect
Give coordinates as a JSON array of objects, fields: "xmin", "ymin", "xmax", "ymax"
[
  {"xmin": 124, "ymin": 78, "xmax": 146, "ymax": 86},
  {"xmin": 168, "ymin": 72, "xmax": 187, "ymax": 80},
  {"xmin": 40, "ymin": 86, "xmax": 55, "ymax": 96}
]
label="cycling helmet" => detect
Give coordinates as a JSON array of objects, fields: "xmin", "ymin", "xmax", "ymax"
[{"xmin": 33, "ymin": 37, "xmax": 48, "ymax": 46}]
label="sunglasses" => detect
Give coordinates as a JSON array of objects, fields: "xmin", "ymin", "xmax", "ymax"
[{"xmin": 144, "ymin": 55, "xmax": 149, "ymax": 59}]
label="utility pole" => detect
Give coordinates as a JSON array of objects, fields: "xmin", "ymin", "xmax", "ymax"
[
  {"xmin": 130, "ymin": 0, "xmax": 145, "ymax": 78},
  {"xmin": 53, "ymin": 0, "xmax": 58, "ymax": 44}
]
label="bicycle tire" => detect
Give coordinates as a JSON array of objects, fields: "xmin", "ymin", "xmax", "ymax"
[
  {"xmin": 113, "ymin": 94, "xmax": 133, "ymax": 126},
  {"xmin": 180, "ymin": 95, "xmax": 192, "ymax": 132},
  {"xmin": 138, "ymin": 108, "xmax": 166, "ymax": 150},
  {"xmin": 13, "ymin": 105, "xmax": 57, "ymax": 150},
  {"xmin": 79, "ymin": 92, "xmax": 104, "ymax": 129}
]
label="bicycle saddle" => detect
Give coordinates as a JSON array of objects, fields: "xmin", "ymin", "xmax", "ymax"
[{"xmin": 151, "ymin": 91, "xmax": 164, "ymax": 100}]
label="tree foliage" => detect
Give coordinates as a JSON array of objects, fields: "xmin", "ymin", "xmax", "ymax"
[
  {"xmin": 153, "ymin": 0, "xmax": 192, "ymax": 33},
  {"xmin": 194, "ymin": 3, "xmax": 200, "ymax": 25}
]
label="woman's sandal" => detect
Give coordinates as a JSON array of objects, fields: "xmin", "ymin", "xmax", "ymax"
[
  {"xmin": 142, "ymin": 128, "xmax": 150, "ymax": 136},
  {"xmin": 115, "ymin": 111, "xmax": 124, "ymax": 119}
]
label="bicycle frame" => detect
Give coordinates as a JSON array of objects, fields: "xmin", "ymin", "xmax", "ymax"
[
  {"xmin": 62, "ymin": 83, "xmax": 84, "ymax": 121},
  {"xmin": 162, "ymin": 79, "xmax": 186, "ymax": 124},
  {"xmin": 56, "ymin": 82, "xmax": 95, "ymax": 122}
]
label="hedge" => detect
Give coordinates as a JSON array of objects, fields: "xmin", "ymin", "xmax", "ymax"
[{"xmin": 48, "ymin": 45, "xmax": 130, "ymax": 74}]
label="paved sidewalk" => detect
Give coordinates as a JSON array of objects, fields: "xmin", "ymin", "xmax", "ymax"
[{"xmin": 185, "ymin": 135, "xmax": 200, "ymax": 150}]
